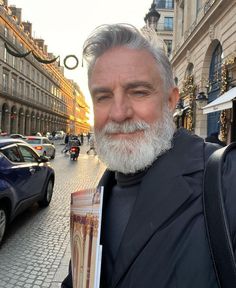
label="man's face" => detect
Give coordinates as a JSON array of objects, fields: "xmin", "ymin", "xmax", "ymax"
[{"xmin": 89, "ymin": 46, "xmax": 179, "ymax": 173}]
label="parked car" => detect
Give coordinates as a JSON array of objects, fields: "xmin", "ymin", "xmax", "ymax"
[
  {"xmin": 25, "ymin": 136, "xmax": 56, "ymax": 159},
  {"xmin": 0, "ymin": 138, "xmax": 55, "ymax": 245},
  {"xmin": 9, "ymin": 134, "xmax": 26, "ymax": 139},
  {"xmin": 54, "ymin": 131, "xmax": 65, "ymax": 140}
]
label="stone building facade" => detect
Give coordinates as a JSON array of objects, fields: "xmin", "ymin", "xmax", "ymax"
[
  {"xmin": 155, "ymin": 0, "xmax": 174, "ymax": 57},
  {"xmin": 172, "ymin": 0, "xmax": 236, "ymax": 143},
  {"xmin": 0, "ymin": 1, "xmax": 90, "ymax": 136}
]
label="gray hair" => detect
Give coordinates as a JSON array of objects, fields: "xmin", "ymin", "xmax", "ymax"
[{"xmin": 82, "ymin": 23, "xmax": 175, "ymax": 94}]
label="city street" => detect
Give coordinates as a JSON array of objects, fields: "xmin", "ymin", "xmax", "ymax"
[{"xmin": 0, "ymin": 142, "xmax": 106, "ymax": 288}]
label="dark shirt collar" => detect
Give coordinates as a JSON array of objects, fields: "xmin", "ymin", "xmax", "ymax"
[{"xmin": 115, "ymin": 169, "xmax": 148, "ymax": 187}]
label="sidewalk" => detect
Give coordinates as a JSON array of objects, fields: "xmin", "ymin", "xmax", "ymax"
[{"xmin": 50, "ymin": 241, "xmax": 70, "ymax": 288}]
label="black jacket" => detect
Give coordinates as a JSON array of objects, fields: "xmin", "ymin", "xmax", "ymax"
[{"xmin": 61, "ymin": 129, "xmax": 236, "ymax": 288}]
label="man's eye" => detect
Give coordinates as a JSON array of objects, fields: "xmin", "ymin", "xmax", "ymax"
[
  {"xmin": 131, "ymin": 90, "xmax": 149, "ymax": 97},
  {"xmin": 95, "ymin": 95, "xmax": 111, "ymax": 102}
]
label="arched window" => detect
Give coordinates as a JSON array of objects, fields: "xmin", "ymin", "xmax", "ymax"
[
  {"xmin": 209, "ymin": 43, "xmax": 222, "ymax": 93},
  {"xmin": 186, "ymin": 63, "xmax": 194, "ymax": 77},
  {"xmin": 207, "ymin": 43, "xmax": 223, "ymax": 136}
]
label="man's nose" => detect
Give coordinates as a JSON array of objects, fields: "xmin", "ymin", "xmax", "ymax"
[{"xmin": 109, "ymin": 95, "xmax": 133, "ymax": 122}]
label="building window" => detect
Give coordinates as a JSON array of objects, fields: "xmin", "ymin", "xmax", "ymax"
[
  {"xmin": 19, "ymin": 81, "xmax": 24, "ymax": 96},
  {"xmin": 164, "ymin": 17, "xmax": 173, "ymax": 30},
  {"xmin": 166, "ymin": 0, "xmax": 174, "ymax": 9},
  {"xmin": 11, "ymin": 77, "xmax": 17, "ymax": 96},
  {"xmin": 164, "ymin": 39, "xmax": 172, "ymax": 57},
  {"xmin": 32, "ymin": 87, "xmax": 35, "ymax": 100},
  {"xmin": 20, "ymin": 60, "xmax": 24, "ymax": 73},
  {"xmin": 4, "ymin": 27, "xmax": 8, "ymax": 37},
  {"xmin": 156, "ymin": 0, "xmax": 174, "ymax": 9},
  {"xmin": 209, "ymin": 43, "xmax": 222, "ymax": 91},
  {"xmin": 26, "ymin": 83, "xmax": 30, "ymax": 97},
  {"xmin": 180, "ymin": 0, "xmax": 185, "ymax": 36},
  {"xmin": 196, "ymin": 0, "xmax": 201, "ymax": 16},
  {"xmin": 12, "ymin": 56, "xmax": 16, "ymax": 68},
  {"xmin": 4, "ymin": 48, "xmax": 8, "ymax": 63},
  {"xmin": 26, "ymin": 64, "xmax": 30, "ymax": 77},
  {"xmin": 3, "ymin": 72, "xmax": 9, "ymax": 92},
  {"xmin": 32, "ymin": 69, "xmax": 35, "ymax": 81},
  {"xmin": 37, "ymin": 89, "xmax": 40, "ymax": 102}
]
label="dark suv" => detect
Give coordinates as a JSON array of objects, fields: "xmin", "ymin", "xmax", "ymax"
[{"xmin": 0, "ymin": 138, "xmax": 55, "ymax": 245}]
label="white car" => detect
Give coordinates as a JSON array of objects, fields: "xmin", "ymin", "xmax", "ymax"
[
  {"xmin": 25, "ymin": 136, "xmax": 56, "ymax": 159},
  {"xmin": 54, "ymin": 131, "xmax": 65, "ymax": 140}
]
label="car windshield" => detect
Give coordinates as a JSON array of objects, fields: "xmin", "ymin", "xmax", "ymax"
[{"xmin": 26, "ymin": 139, "xmax": 41, "ymax": 144}]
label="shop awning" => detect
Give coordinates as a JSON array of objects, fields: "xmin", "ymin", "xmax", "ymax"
[{"xmin": 202, "ymin": 87, "xmax": 236, "ymax": 114}]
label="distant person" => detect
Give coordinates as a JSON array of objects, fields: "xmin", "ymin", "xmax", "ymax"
[
  {"xmin": 87, "ymin": 132, "xmax": 91, "ymax": 144},
  {"xmin": 205, "ymin": 131, "xmax": 226, "ymax": 146},
  {"xmin": 80, "ymin": 133, "xmax": 84, "ymax": 145},
  {"xmin": 62, "ymin": 133, "xmax": 70, "ymax": 153},
  {"xmin": 86, "ymin": 135, "xmax": 96, "ymax": 155},
  {"xmin": 51, "ymin": 131, "xmax": 56, "ymax": 140}
]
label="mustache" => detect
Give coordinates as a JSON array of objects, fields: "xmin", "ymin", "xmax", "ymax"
[{"xmin": 101, "ymin": 120, "xmax": 150, "ymax": 134}]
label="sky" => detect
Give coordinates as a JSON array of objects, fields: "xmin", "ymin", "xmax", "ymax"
[{"xmin": 7, "ymin": 0, "xmax": 151, "ymax": 123}]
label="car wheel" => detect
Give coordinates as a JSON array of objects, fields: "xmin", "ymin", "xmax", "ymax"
[
  {"xmin": 38, "ymin": 178, "xmax": 54, "ymax": 207},
  {"xmin": 51, "ymin": 150, "xmax": 55, "ymax": 159},
  {"xmin": 0, "ymin": 206, "xmax": 8, "ymax": 246}
]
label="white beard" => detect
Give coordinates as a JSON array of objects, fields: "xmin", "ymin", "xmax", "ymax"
[{"xmin": 94, "ymin": 106, "xmax": 176, "ymax": 174}]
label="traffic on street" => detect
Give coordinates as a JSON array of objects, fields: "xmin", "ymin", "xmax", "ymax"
[{"xmin": 0, "ymin": 142, "xmax": 105, "ymax": 288}]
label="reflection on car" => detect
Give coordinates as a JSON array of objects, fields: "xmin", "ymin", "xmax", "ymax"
[
  {"xmin": 26, "ymin": 136, "xmax": 56, "ymax": 159},
  {"xmin": 0, "ymin": 138, "xmax": 55, "ymax": 246},
  {"xmin": 9, "ymin": 134, "xmax": 26, "ymax": 139}
]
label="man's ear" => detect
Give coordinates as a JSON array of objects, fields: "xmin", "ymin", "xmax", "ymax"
[{"xmin": 168, "ymin": 87, "xmax": 179, "ymax": 111}]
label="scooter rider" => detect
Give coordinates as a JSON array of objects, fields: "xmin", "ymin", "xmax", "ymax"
[{"xmin": 69, "ymin": 136, "xmax": 81, "ymax": 160}]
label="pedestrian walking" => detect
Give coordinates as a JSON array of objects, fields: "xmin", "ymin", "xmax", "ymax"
[
  {"xmin": 80, "ymin": 133, "xmax": 84, "ymax": 145},
  {"xmin": 61, "ymin": 133, "xmax": 70, "ymax": 153},
  {"xmin": 86, "ymin": 135, "xmax": 96, "ymax": 155}
]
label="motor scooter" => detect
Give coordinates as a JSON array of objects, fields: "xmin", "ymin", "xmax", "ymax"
[{"xmin": 69, "ymin": 145, "xmax": 80, "ymax": 160}]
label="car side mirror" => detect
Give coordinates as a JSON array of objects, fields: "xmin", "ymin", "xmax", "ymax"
[{"xmin": 38, "ymin": 155, "xmax": 49, "ymax": 163}]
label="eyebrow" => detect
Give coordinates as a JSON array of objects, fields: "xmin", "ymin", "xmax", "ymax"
[
  {"xmin": 91, "ymin": 81, "xmax": 154, "ymax": 95},
  {"xmin": 90, "ymin": 87, "xmax": 111, "ymax": 96},
  {"xmin": 123, "ymin": 81, "xmax": 154, "ymax": 90},
  {"xmin": 90, "ymin": 80, "xmax": 155, "ymax": 99}
]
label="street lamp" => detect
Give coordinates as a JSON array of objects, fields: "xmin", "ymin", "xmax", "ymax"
[
  {"xmin": 144, "ymin": 1, "xmax": 160, "ymax": 31},
  {"xmin": 196, "ymin": 91, "xmax": 207, "ymax": 101}
]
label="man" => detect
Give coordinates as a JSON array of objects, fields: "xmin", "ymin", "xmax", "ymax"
[
  {"xmin": 61, "ymin": 133, "xmax": 70, "ymax": 153},
  {"xmin": 62, "ymin": 24, "xmax": 236, "ymax": 288},
  {"xmin": 86, "ymin": 134, "xmax": 97, "ymax": 155}
]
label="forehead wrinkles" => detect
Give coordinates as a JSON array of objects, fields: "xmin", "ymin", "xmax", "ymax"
[
  {"xmin": 89, "ymin": 47, "xmax": 161, "ymax": 88},
  {"xmin": 89, "ymin": 51, "xmax": 162, "ymax": 92}
]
